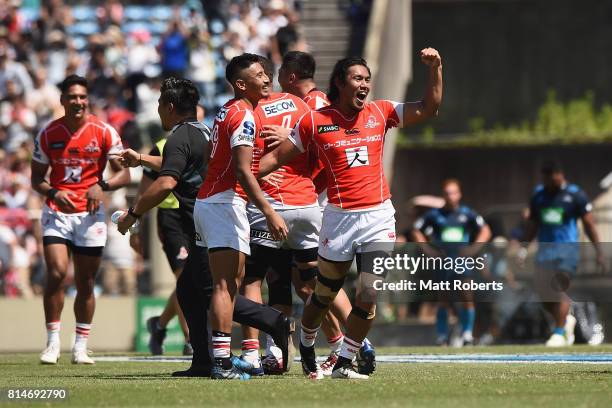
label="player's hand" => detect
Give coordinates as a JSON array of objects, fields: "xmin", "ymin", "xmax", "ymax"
[
  {"xmin": 265, "ymin": 210, "xmax": 288, "ymax": 241},
  {"xmin": 420, "ymin": 48, "xmax": 442, "ymax": 68},
  {"xmin": 515, "ymin": 246, "xmax": 528, "ymax": 269},
  {"xmin": 117, "ymin": 211, "xmax": 136, "ymax": 235},
  {"xmin": 86, "ymin": 183, "xmax": 104, "ymax": 215},
  {"xmin": 260, "ymin": 168, "xmax": 286, "ymax": 186},
  {"xmin": 118, "ymin": 149, "xmax": 141, "ymax": 168},
  {"xmin": 130, "ymin": 233, "xmax": 143, "ymax": 254},
  {"xmin": 53, "ymin": 190, "xmax": 77, "ymax": 213},
  {"xmin": 261, "ymin": 125, "xmax": 291, "ymax": 149}
]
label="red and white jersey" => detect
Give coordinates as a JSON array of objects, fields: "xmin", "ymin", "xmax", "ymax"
[
  {"xmin": 254, "ymin": 92, "xmax": 316, "ymax": 208},
  {"xmin": 198, "ymin": 98, "xmax": 258, "ymax": 203},
  {"xmin": 289, "ymin": 100, "xmax": 404, "ymax": 210},
  {"xmin": 303, "ymin": 89, "xmax": 330, "ymax": 110},
  {"xmin": 32, "ymin": 115, "xmax": 123, "ymax": 213}
]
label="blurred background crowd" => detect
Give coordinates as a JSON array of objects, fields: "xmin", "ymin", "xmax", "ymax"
[{"xmin": 0, "ymin": 0, "xmax": 307, "ymax": 298}]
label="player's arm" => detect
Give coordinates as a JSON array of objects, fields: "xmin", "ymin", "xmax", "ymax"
[
  {"xmin": 260, "ymin": 124, "xmax": 292, "ymax": 149},
  {"xmin": 411, "ymin": 217, "xmax": 444, "ymax": 257},
  {"xmin": 233, "ymin": 145, "xmax": 287, "ymax": 240},
  {"xmin": 105, "ymin": 159, "xmax": 131, "ymax": 189},
  {"xmin": 118, "ymin": 148, "xmax": 163, "ymax": 171},
  {"xmin": 258, "ymin": 138, "xmax": 301, "ymax": 178},
  {"xmin": 581, "ymin": 210, "xmax": 604, "ymax": 269},
  {"xmin": 129, "ymin": 173, "xmax": 154, "ymax": 254},
  {"xmin": 258, "ymin": 118, "xmax": 309, "ymax": 178},
  {"xmin": 118, "ymin": 176, "xmax": 177, "ymax": 234},
  {"xmin": 87, "ymin": 157, "xmax": 132, "ymax": 215},
  {"xmin": 31, "ymin": 160, "xmax": 77, "ymax": 213},
  {"xmin": 522, "ymin": 201, "xmax": 540, "ymax": 244},
  {"xmin": 401, "ymin": 48, "xmax": 443, "ymax": 127},
  {"xmin": 118, "ymin": 136, "xmax": 189, "ymax": 234},
  {"xmin": 475, "ymin": 223, "xmax": 492, "ymax": 243},
  {"xmin": 462, "ymin": 216, "xmax": 492, "ymax": 257}
]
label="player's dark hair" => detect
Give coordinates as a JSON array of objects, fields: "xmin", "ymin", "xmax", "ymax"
[
  {"xmin": 160, "ymin": 77, "xmax": 200, "ymax": 115},
  {"xmin": 226, "ymin": 53, "xmax": 262, "ymax": 85},
  {"xmin": 327, "ymin": 57, "xmax": 371, "ymax": 103},
  {"xmin": 541, "ymin": 160, "xmax": 563, "ymax": 175},
  {"xmin": 59, "ymin": 75, "xmax": 88, "ymax": 94},
  {"xmin": 442, "ymin": 178, "xmax": 461, "ymax": 191},
  {"xmin": 257, "ymin": 55, "xmax": 275, "ymax": 82},
  {"xmin": 282, "ymin": 51, "xmax": 315, "ymax": 80}
]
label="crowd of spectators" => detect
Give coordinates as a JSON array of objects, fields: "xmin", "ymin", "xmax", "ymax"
[{"xmin": 0, "ymin": 0, "xmax": 305, "ymax": 297}]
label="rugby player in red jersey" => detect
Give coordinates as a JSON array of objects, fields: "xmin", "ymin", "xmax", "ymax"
[
  {"xmin": 31, "ymin": 75, "xmax": 130, "ymax": 365},
  {"xmin": 194, "ymin": 54, "xmax": 288, "ymax": 380},
  {"xmin": 259, "ymin": 49, "xmax": 443, "ymax": 379},
  {"xmin": 239, "ymin": 87, "xmax": 311, "ymax": 374},
  {"xmin": 274, "ymin": 51, "xmax": 377, "ymax": 376}
]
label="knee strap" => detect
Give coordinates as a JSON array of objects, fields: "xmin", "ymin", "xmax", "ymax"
[
  {"xmin": 311, "ymin": 272, "xmax": 345, "ymax": 309},
  {"xmin": 351, "ymin": 305, "xmax": 376, "ymax": 320}
]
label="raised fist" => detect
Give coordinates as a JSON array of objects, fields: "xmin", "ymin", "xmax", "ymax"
[{"xmin": 420, "ymin": 48, "xmax": 442, "ymax": 68}]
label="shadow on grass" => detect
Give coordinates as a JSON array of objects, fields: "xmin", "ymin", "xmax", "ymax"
[{"xmin": 54, "ymin": 373, "xmax": 176, "ymax": 380}]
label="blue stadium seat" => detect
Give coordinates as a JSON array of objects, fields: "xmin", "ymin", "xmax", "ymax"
[
  {"xmin": 209, "ymin": 18, "xmax": 225, "ymax": 35},
  {"xmin": 123, "ymin": 22, "xmax": 149, "ymax": 34},
  {"xmin": 72, "ymin": 36, "xmax": 88, "ymax": 51},
  {"xmin": 72, "ymin": 5, "xmax": 96, "ymax": 22},
  {"xmin": 19, "ymin": 7, "xmax": 40, "ymax": 23},
  {"xmin": 210, "ymin": 35, "xmax": 224, "ymax": 48},
  {"xmin": 151, "ymin": 6, "xmax": 173, "ymax": 21},
  {"xmin": 124, "ymin": 6, "xmax": 149, "ymax": 22},
  {"xmin": 71, "ymin": 21, "xmax": 99, "ymax": 36},
  {"xmin": 150, "ymin": 22, "xmax": 168, "ymax": 35}
]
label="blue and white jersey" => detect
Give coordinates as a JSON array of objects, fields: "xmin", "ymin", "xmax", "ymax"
[
  {"xmin": 415, "ymin": 205, "xmax": 485, "ymax": 245},
  {"xmin": 529, "ymin": 183, "xmax": 592, "ymax": 267}
]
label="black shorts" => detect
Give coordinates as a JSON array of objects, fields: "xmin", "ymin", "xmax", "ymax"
[
  {"xmin": 157, "ymin": 208, "xmax": 191, "ymax": 271},
  {"xmin": 245, "ymin": 244, "xmax": 293, "ymax": 279}
]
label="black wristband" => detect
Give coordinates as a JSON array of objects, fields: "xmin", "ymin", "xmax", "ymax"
[
  {"xmin": 128, "ymin": 206, "xmax": 141, "ymax": 219},
  {"xmin": 97, "ymin": 180, "xmax": 110, "ymax": 191},
  {"xmin": 47, "ymin": 188, "xmax": 59, "ymax": 200}
]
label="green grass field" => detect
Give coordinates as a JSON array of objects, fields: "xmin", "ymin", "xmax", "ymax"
[{"xmin": 1, "ymin": 346, "xmax": 611, "ymax": 407}]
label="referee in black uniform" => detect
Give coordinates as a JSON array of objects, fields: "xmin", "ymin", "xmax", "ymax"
[{"xmin": 118, "ymin": 77, "xmax": 294, "ymax": 376}]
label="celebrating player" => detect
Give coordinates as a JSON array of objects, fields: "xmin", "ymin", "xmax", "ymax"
[
  {"xmin": 118, "ymin": 77, "xmax": 294, "ymax": 378},
  {"xmin": 31, "ymin": 75, "xmax": 130, "ymax": 365},
  {"xmin": 412, "ymin": 179, "xmax": 491, "ymax": 346},
  {"xmin": 521, "ymin": 161, "xmax": 603, "ymax": 347},
  {"xmin": 273, "ymin": 51, "xmax": 376, "ymax": 375},
  {"xmin": 259, "ymin": 48, "xmax": 443, "ymax": 379},
  {"xmin": 238, "ymin": 58, "xmax": 312, "ymax": 375},
  {"xmin": 194, "ymin": 54, "xmax": 288, "ymax": 380}
]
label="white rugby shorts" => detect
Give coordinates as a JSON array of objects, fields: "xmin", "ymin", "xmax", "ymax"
[
  {"xmin": 41, "ymin": 204, "xmax": 107, "ymax": 247},
  {"xmin": 247, "ymin": 204, "xmax": 321, "ymax": 250},
  {"xmin": 194, "ymin": 200, "xmax": 251, "ymax": 255},
  {"xmin": 318, "ymin": 199, "xmax": 396, "ymax": 262}
]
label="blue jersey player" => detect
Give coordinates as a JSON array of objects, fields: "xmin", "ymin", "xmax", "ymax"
[
  {"xmin": 412, "ymin": 179, "xmax": 491, "ymax": 346},
  {"xmin": 521, "ymin": 161, "xmax": 603, "ymax": 347}
]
